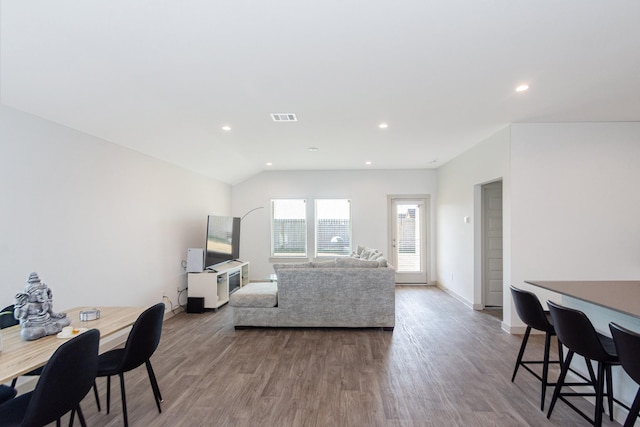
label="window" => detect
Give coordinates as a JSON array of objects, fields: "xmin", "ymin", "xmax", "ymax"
[
  {"xmin": 315, "ymin": 199, "xmax": 351, "ymax": 257},
  {"xmin": 271, "ymin": 199, "xmax": 307, "ymax": 257}
]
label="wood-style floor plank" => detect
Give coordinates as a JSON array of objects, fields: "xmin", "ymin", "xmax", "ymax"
[{"xmin": 48, "ymin": 286, "xmax": 621, "ymax": 426}]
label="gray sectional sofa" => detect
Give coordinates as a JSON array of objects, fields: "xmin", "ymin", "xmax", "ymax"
[{"xmin": 230, "ymin": 256, "xmax": 395, "ymax": 330}]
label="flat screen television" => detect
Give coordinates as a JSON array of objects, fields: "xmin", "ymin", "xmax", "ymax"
[{"xmin": 205, "ymin": 215, "xmax": 241, "ymax": 269}]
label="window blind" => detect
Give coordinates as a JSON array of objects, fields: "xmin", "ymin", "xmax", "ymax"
[
  {"xmin": 315, "ymin": 199, "xmax": 351, "ymax": 257},
  {"xmin": 271, "ymin": 199, "xmax": 307, "ymax": 257}
]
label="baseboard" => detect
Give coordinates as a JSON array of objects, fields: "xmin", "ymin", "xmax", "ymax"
[
  {"xmin": 503, "ymin": 324, "xmax": 529, "ymax": 334},
  {"xmin": 395, "ymin": 282, "xmax": 436, "ymax": 286},
  {"xmin": 435, "ymin": 282, "xmax": 474, "ymax": 309},
  {"xmin": 431, "ymin": 284, "xmax": 528, "ymax": 336},
  {"xmin": 163, "ymin": 297, "xmax": 185, "ymax": 320}
]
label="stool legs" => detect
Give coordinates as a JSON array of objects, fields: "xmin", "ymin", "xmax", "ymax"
[
  {"xmin": 556, "ymin": 336, "xmax": 564, "ymax": 368},
  {"xmin": 605, "ymin": 365, "xmax": 614, "ymax": 421},
  {"xmin": 511, "ymin": 326, "xmax": 560, "ymax": 411},
  {"xmin": 540, "ymin": 331, "xmax": 552, "ymax": 411},
  {"xmin": 511, "ymin": 326, "xmax": 532, "ymax": 382},
  {"xmin": 595, "ymin": 362, "xmax": 605, "ymax": 427},
  {"xmin": 547, "ymin": 350, "xmax": 574, "ymax": 419},
  {"xmin": 547, "ymin": 350, "xmax": 614, "ymax": 427},
  {"xmin": 624, "ymin": 388, "xmax": 640, "ymax": 427}
]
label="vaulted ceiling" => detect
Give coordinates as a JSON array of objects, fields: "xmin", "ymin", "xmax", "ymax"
[{"xmin": 2, "ymin": 1, "xmax": 639, "ymax": 184}]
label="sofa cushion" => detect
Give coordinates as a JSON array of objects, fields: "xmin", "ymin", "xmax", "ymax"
[
  {"xmin": 273, "ymin": 262, "xmax": 312, "ymax": 272},
  {"xmin": 335, "ymin": 257, "xmax": 380, "ymax": 268},
  {"xmin": 311, "ymin": 259, "xmax": 337, "ymax": 268},
  {"xmin": 230, "ymin": 282, "xmax": 278, "ymax": 308}
]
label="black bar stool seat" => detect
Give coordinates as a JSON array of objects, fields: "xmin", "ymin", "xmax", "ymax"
[{"xmin": 609, "ymin": 322, "xmax": 640, "ymax": 427}]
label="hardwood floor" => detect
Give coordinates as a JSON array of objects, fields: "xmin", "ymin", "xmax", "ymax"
[{"xmin": 68, "ymin": 286, "xmax": 621, "ymax": 426}]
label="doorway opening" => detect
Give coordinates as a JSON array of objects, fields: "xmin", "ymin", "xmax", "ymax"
[{"xmin": 480, "ymin": 180, "xmax": 503, "ymax": 308}]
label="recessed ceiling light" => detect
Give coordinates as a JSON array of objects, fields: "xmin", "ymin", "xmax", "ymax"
[
  {"xmin": 378, "ymin": 123, "xmax": 388, "ymax": 129},
  {"xmin": 222, "ymin": 126, "xmax": 232, "ymax": 131},
  {"xmin": 515, "ymin": 84, "xmax": 529, "ymax": 92},
  {"xmin": 365, "ymin": 161, "xmax": 372, "ymax": 165},
  {"xmin": 308, "ymin": 147, "xmax": 319, "ymax": 152},
  {"xmin": 266, "ymin": 162, "xmax": 273, "ymax": 166}
]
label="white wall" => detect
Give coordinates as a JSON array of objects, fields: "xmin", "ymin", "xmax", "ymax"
[
  {"xmin": 0, "ymin": 105, "xmax": 231, "ymax": 311},
  {"xmin": 509, "ymin": 123, "xmax": 640, "ymax": 312},
  {"xmin": 231, "ymin": 169, "xmax": 437, "ymax": 280},
  {"xmin": 510, "ymin": 122, "xmax": 640, "ymax": 285},
  {"xmin": 436, "ymin": 127, "xmax": 511, "ymax": 311},
  {"xmin": 510, "ymin": 122, "xmax": 640, "ymax": 329}
]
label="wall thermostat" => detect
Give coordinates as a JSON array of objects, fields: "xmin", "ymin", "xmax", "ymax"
[{"xmin": 79, "ymin": 309, "xmax": 100, "ymax": 321}]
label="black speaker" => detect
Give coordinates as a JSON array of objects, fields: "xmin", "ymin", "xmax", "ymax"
[{"xmin": 186, "ymin": 297, "xmax": 205, "ymax": 313}]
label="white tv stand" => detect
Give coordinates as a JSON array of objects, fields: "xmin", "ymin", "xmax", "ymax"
[{"xmin": 187, "ymin": 260, "xmax": 249, "ymax": 309}]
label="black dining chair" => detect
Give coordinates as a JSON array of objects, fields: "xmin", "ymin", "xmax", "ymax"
[
  {"xmin": 0, "ymin": 305, "xmax": 19, "ymax": 329},
  {"xmin": 1, "ymin": 304, "xmax": 45, "ymax": 390},
  {"xmin": 546, "ymin": 301, "xmax": 620, "ymax": 427},
  {"xmin": 609, "ymin": 322, "xmax": 640, "ymax": 427},
  {"xmin": 0, "ymin": 385, "xmax": 17, "ymax": 405},
  {"xmin": 93, "ymin": 302, "xmax": 165, "ymax": 427},
  {"xmin": 0, "ymin": 328, "xmax": 100, "ymax": 427},
  {"xmin": 510, "ymin": 286, "xmax": 563, "ymax": 410}
]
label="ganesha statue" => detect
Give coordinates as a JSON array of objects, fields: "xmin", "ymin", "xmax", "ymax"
[{"xmin": 14, "ymin": 272, "xmax": 71, "ymax": 341}]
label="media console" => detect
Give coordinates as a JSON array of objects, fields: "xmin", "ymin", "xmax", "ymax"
[{"xmin": 187, "ymin": 260, "xmax": 249, "ymax": 310}]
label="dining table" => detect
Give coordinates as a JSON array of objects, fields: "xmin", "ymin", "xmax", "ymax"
[
  {"xmin": 0, "ymin": 306, "xmax": 145, "ymax": 385},
  {"xmin": 524, "ymin": 280, "xmax": 640, "ymax": 319}
]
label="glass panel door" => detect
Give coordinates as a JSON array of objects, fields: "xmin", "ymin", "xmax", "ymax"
[{"xmin": 390, "ymin": 197, "xmax": 428, "ymax": 284}]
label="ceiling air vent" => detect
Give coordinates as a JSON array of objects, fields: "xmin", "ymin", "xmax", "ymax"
[{"xmin": 271, "ymin": 113, "xmax": 297, "ymax": 122}]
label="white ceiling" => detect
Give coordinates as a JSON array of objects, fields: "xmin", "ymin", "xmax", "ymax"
[{"xmin": 2, "ymin": 1, "xmax": 639, "ymax": 184}]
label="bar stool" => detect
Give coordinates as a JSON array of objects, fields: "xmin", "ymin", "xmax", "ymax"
[
  {"xmin": 609, "ymin": 322, "xmax": 640, "ymax": 427},
  {"xmin": 510, "ymin": 286, "xmax": 563, "ymax": 410},
  {"xmin": 547, "ymin": 301, "xmax": 619, "ymax": 426}
]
